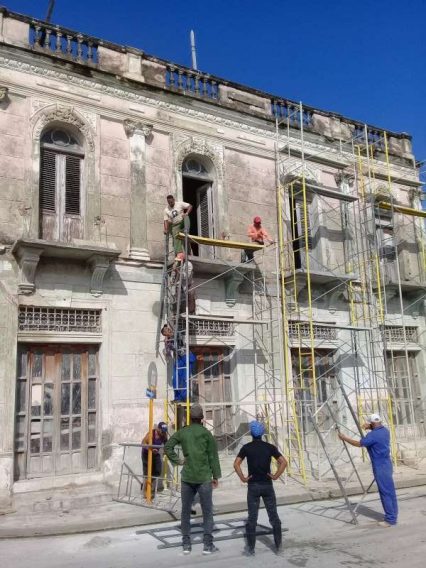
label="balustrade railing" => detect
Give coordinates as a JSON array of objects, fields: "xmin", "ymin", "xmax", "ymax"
[
  {"xmin": 166, "ymin": 65, "xmax": 219, "ymax": 100},
  {"xmin": 272, "ymin": 99, "xmax": 313, "ymax": 128},
  {"xmin": 353, "ymin": 124, "xmax": 385, "ymax": 149},
  {"xmin": 288, "ymin": 321, "xmax": 337, "ymax": 341},
  {"xmin": 30, "ymin": 22, "xmax": 98, "ymax": 64}
]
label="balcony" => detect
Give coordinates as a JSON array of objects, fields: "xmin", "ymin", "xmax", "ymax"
[{"xmin": 11, "ymin": 239, "xmax": 120, "ymax": 296}]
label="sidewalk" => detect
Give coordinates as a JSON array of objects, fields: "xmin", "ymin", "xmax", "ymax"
[{"xmin": 1, "ymin": 463, "xmax": 425, "ymax": 538}]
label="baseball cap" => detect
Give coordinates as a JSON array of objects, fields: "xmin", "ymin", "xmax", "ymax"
[
  {"xmin": 190, "ymin": 404, "xmax": 204, "ymax": 420},
  {"xmin": 249, "ymin": 420, "xmax": 265, "ymax": 438},
  {"xmin": 253, "ymin": 216, "xmax": 261, "ymax": 224},
  {"xmin": 369, "ymin": 413, "xmax": 381, "ymax": 423}
]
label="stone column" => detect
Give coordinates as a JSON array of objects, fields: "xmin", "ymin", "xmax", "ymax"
[{"xmin": 124, "ymin": 120, "xmax": 153, "ymax": 261}]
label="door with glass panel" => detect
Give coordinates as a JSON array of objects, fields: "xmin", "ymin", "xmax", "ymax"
[
  {"xmin": 15, "ymin": 345, "xmax": 99, "ymax": 479},
  {"xmin": 193, "ymin": 348, "xmax": 233, "ymax": 450}
]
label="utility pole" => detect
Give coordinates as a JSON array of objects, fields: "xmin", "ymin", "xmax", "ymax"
[
  {"xmin": 46, "ymin": 0, "xmax": 55, "ymax": 23},
  {"xmin": 190, "ymin": 30, "xmax": 197, "ymax": 71}
]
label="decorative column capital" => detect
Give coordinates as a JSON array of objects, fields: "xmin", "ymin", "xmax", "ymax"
[
  {"xmin": 124, "ymin": 120, "xmax": 153, "ymax": 138},
  {"xmin": 0, "ymin": 86, "xmax": 9, "ymax": 102},
  {"xmin": 334, "ymin": 170, "xmax": 354, "ymax": 188}
]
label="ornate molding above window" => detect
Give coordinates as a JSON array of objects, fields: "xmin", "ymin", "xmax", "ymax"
[
  {"xmin": 174, "ymin": 134, "xmax": 224, "ymax": 179},
  {"xmin": 31, "ymin": 104, "xmax": 95, "ymax": 151}
]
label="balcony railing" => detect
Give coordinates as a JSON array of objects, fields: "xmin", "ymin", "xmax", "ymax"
[
  {"xmin": 179, "ymin": 318, "xmax": 235, "ymax": 337},
  {"xmin": 353, "ymin": 124, "xmax": 386, "ymax": 149},
  {"xmin": 166, "ymin": 65, "xmax": 219, "ymax": 100},
  {"xmin": 288, "ymin": 321, "xmax": 337, "ymax": 341},
  {"xmin": 272, "ymin": 99, "xmax": 314, "ymax": 128},
  {"xmin": 29, "ymin": 21, "xmax": 98, "ymax": 64},
  {"xmin": 382, "ymin": 325, "xmax": 418, "ymax": 343}
]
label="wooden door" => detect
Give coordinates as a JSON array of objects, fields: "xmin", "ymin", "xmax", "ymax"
[
  {"xmin": 193, "ymin": 348, "xmax": 233, "ymax": 443},
  {"xmin": 15, "ymin": 345, "xmax": 99, "ymax": 480}
]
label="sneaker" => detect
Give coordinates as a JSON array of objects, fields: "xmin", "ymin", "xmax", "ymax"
[
  {"xmin": 203, "ymin": 544, "xmax": 219, "ymax": 555},
  {"xmin": 182, "ymin": 543, "xmax": 192, "ymax": 555},
  {"xmin": 377, "ymin": 521, "xmax": 392, "ymax": 528},
  {"xmin": 243, "ymin": 546, "xmax": 255, "ymax": 556}
]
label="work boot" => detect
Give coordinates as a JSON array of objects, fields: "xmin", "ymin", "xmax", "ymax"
[{"xmin": 273, "ymin": 524, "xmax": 282, "ymax": 552}]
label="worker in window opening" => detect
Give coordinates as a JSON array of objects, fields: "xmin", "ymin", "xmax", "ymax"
[
  {"xmin": 338, "ymin": 413, "xmax": 398, "ymax": 527},
  {"xmin": 244, "ymin": 216, "xmax": 274, "ymax": 262},
  {"xmin": 234, "ymin": 421, "xmax": 287, "ymax": 556},
  {"xmin": 163, "ymin": 195, "xmax": 193, "ymax": 258},
  {"xmin": 165, "ymin": 404, "xmax": 221, "ymax": 555},
  {"xmin": 141, "ymin": 421, "xmax": 168, "ymax": 494}
]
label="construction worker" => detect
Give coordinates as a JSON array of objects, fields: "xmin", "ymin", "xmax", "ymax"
[
  {"xmin": 338, "ymin": 413, "xmax": 398, "ymax": 527},
  {"xmin": 245, "ymin": 216, "xmax": 274, "ymax": 262},
  {"xmin": 233, "ymin": 421, "xmax": 287, "ymax": 555},
  {"xmin": 164, "ymin": 404, "xmax": 221, "ymax": 555},
  {"xmin": 163, "ymin": 195, "xmax": 192, "ymax": 257},
  {"xmin": 141, "ymin": 421, "xmax": 168, "ymax": 494}
]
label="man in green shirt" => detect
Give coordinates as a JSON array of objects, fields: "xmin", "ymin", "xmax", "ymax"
[{"xmin": 164, "ymin": 404, "xmax": 221, "ymax": 555}]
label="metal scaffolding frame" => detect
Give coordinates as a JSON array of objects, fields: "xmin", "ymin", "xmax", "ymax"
[{"xmin": 275, "ymin": 101, "xmax": 425, "ymax": 491}]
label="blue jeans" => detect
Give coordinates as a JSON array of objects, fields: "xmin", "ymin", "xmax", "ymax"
[
  {"xmin": 181, "ymin": 481, "xmax": 214, "ymax": 546},
  {"xmin": 246, "ymin": 482, "xmax": 281, "ymax": 550},
  {"xmin": 373, "ymin": 460, "xmax": 398, "ymax": 525}
]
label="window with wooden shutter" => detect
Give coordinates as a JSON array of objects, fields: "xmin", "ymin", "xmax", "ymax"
[
  {"xmin": 65, "ymin": 155, "xmax": 81, "ymax": 215},
  {"xmin": 40, "ymin": 149, "xmax": 57, "ymax": 212},
  {"xmin": 39, "ymin": 128, "xmax": 84, "ymax": 241},
  {"xmin": 198, "ymin": 187, "xmax": 211, "ymax": 238}
]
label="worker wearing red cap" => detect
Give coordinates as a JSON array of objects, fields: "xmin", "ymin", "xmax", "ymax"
[{"xmin": 245, "ymin": 216, "xmax": 274, "ymax": 261}]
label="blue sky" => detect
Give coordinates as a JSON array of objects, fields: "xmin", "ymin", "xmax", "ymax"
[{"xmin": 4, "ymin": 1, "xmax": 426, "ymax": 169}]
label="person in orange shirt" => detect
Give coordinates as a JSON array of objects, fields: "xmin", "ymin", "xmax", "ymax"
[{"xmin": 245, "ymin": 216, "xmax": 274, "ymax": 261}]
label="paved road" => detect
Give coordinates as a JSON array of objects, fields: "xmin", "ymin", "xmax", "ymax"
[{"xmin": 1, "ymin": 486, "xmax": 426, "ymax": 567}]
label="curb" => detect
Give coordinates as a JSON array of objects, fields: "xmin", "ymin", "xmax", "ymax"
[{"xmin": 1, "ymin": 475, "xmax": 425, "ymax": 539}]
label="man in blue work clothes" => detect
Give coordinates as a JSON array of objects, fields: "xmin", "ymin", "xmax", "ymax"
[{"xmin": 338, "ymin": 413, "xmax": 398, "ymax": 527}]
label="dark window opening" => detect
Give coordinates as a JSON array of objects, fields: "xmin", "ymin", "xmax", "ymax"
[
  {"xmin": 182, "ymin": 173, "xmax": 214, "ymax": 258},
  {"xmin": 290, "ymin": 193, "xmax": 312, "ymax": 269}
]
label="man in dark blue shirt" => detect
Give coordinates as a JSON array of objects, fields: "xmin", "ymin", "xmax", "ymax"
[
  {"xmin": 338, "ymin": 413, "xmax": 398, "ymax": 527},
  {"xmin": 234, "ymin": 421, "xmax": 287, "ymax": 555}
]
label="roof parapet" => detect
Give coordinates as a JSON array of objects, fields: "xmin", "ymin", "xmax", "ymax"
[{"xmin": 0, "ymin": 7, "xmax": 414, "ymax": 161}]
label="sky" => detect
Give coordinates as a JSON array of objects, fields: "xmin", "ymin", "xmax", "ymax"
[{"xmin": 3, "ymin": 0, "xmax": 426, "ymax": 171}]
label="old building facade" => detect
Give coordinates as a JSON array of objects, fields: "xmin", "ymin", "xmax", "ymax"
[{"xmin": 0, "ymin": 8, "xmax": 425, "ymax": 510}]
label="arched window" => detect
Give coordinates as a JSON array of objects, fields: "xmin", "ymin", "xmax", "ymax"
[
  {"xmin": 182, "ymin": 156, "xmax": 214, "ymax": 257},
  {"xmin": 39, "ymin": 127, "xmax": 84, "ymax": 241}
]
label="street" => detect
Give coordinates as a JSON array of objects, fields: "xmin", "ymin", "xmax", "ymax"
[{"xmin": 1, "ymin": 486, "xmax": 426, "ymax": 567}]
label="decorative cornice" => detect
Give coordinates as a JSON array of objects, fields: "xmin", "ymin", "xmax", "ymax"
[
  {"xmin": 123, "ymin": 119, "xmax": 153, "ymax": 138},
  {"xmin": 0, "ymin": 54, "xmax": 418, "ymax": 183}
]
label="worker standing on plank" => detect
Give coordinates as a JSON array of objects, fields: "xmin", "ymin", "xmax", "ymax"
[
  {"xmin": 245, "ymin": 216, "xmax": 274, "ymax": 262},
  {"xmin": 165, "ymin": 404, "xmax": 221, "ymax": 555},
  {"xmin": 163, "ymin": 195, "xmax": 192, "ymax": 257},
  {"xmin": 338, "ymin": 413, "xmax": 398, "ymax": 527},
  {"xmin": 233, "ymin": 421, "xmax": 287, "ymax": 555}
]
